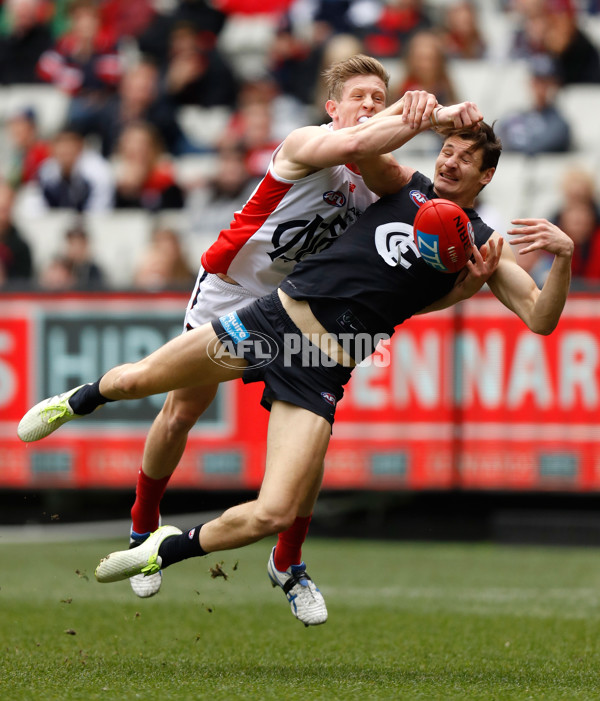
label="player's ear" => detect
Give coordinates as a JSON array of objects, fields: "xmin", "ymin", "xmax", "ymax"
[
  {"xmin": 480, "ymin": 167, "xmax": 495, "ymax": 187},
  {"xmin": 325, "ymin": 99, "xmax": 337, "ymax": 119}
]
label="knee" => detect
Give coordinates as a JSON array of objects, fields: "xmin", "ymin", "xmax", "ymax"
[
  {"xmin": 161, "ymin": 398, "xmax": 205, "ymax": 434},
  {"xmin": 112, "ymin": 364, "xmax": 145, "ymax": 398},
  {"xmin": 252, "ymin": 504, "xmax": 296, "ymax": 536}
]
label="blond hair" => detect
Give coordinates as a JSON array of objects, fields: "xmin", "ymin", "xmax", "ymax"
[{"xmin": 322, "ymin": 54, "xmax": 390, "ymax": 101}]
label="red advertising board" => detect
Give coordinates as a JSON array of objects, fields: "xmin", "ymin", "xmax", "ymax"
[{"xmin": 0, "ymin": 292, "xmax": 598, "ymax": 491}]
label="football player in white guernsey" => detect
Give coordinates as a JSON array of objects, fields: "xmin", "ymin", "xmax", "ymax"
[{"xmin": 19, "ymin": 54, "xmax": 483, "ymax": 624}]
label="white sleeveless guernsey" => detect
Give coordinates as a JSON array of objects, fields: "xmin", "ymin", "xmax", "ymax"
[{"xmin": 201, "ymin": 130, "xmax": 378, "ymax": 298}]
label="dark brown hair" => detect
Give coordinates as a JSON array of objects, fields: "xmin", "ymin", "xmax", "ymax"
[{"xmin": 444, "ymin": 121, "xmax": 503, "ymax": 172}]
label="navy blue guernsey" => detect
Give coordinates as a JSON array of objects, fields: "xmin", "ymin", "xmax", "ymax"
[{"xmin": 280, "ymin": 171, "xmax": 494, "ymax": 360}]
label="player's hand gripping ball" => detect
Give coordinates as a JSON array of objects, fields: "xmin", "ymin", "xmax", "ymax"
[{"xmin": 413, "ymin": 198, "xmax": 474, "ymax": 273}]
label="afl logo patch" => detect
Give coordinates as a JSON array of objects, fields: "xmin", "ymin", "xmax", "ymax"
[
  {"xmin": 321, "ymin": 392, "xmax": 337, "ymax": 407},
  {"xmin": 410, "ymin": 190, "xmax": 429, "ymax": 207},
  {"xmin": 323, "ymin": 190, "xmax": 346, "ymax": 207}
]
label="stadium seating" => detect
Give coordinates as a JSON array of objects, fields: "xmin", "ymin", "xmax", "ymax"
[
  {"xmin": 2, "ymin": 2, "xmax": 600, "ymax": 289},
  {"xmin": 0, "ymin": 84, "xmax": 69, "ymax": 138}
]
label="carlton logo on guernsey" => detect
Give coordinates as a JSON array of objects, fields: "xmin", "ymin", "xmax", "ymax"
[{"xmin": 200, "ymin": 129, "xmax": 379, "ymax": 299}]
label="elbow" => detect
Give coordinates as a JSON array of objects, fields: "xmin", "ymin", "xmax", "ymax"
[{"xmin": 529, "ymin": 319, "xmax": 557, "ymax": 336}]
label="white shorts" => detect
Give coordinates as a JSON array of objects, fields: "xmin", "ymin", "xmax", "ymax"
[{"xmin": 183, "ymin": 266, "xmax": 259, "ymax": 330}]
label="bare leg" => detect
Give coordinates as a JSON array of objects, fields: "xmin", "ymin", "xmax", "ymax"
[
  {"xmin": 198, "ymin": 401, "xmax": 331, "ymax": 552},
  {"xmin": 129, "ymin": 384, "xmax": 218, "ymax": 536},
  {"xmin": 99, "ymin": 324, "xmax": 245, "ymax": 400},
  {"xmin": 140, "ymin": 384, "xmax": 218, "ymax": 480}
]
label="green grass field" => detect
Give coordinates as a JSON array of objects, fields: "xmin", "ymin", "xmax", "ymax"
[{"xmin": 2, "ymin": 537, "xmax": 600, "ymax": 700}]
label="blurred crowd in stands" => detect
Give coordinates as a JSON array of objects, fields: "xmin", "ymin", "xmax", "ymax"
[{"xmin": 0, "ymin": 0, "xmax": 600, "ymax": 292}]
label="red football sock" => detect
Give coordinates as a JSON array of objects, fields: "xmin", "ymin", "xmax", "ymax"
[
  {"xmin": 274, "ymin": 515, "xmax": 312, "ymax": 571},
  {"xmin": 130, "ymin": 470, "xmax": 171, "ymax": 535}
]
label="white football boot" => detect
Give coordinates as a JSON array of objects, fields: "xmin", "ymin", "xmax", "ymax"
[
  {"xmin": 18, "ymin": 385, "xmax": 85, "ymax": 442},
  {"xmin": 129, "ymin": 526, "xmax": 163, "ymax": 598},
  {"xmin": 96, "ymin": 525, "xmax": 182, "ymax": 583},
  {"xmin": 267, "ymin": 546, "xmax": 328, "ymax": 626}
]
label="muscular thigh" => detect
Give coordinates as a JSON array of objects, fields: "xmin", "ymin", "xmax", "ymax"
[
  {"xmin": 258, "ymin": 401, "xmax": 331, "ymax": 515},
  {"xmin": 134, "ymin": 323, "xmax": 247, "ymax": 394}
]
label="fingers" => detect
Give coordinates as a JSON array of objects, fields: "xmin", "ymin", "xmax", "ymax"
[
  {"xmin": 441, "ymin": 101, "xmax": 483, "ymax": 128},
  {"xmin": 463, "ymin": 238, "xmax": 502, "ymax": 276},
  {"xmin": 485, "ymin": 236, "xmax": 503, "ymax": 264},
  {"xmin": 510, "ymin": 218, "xmax": 549, "ymax": 226},
  {"xmin": 402, "ymin": 90, "xmax": 438, "ymax": 128},
  {"xmin": 469, "ymin": 242, "xmax": 482, "ymax": 263},
  {"xmin": 507, "ymin": 218, "xmax": 573, "ymax": 258}
]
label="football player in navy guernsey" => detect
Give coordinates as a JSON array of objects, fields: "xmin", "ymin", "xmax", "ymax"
[{"xmin": 19, "ymin": 117, "xmax": 573, "ymax": 622}]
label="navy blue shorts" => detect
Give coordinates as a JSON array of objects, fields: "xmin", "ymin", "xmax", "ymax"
[{"xmin": 211, "ymin": 291, "xmax": 353, "ymax": 425}]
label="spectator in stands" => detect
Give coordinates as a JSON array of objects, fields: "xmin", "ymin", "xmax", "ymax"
[
  {"xmin": 0, "ymin": 181, "xmax": 33, "ymax": 288},
  {"xmin": 133, "ymin": 225, "xmax": 195, "ymax": 291},
  {"xmin": 234, "ymin": 100, "xmax": 280, "ymax": 179},
  {"xmin": 161, "ymin": 21, "xmax": 237, "ymax": 108},
  {"xmin": 219, "ymin": 80, "xmax": 281, "ymax": 178},
  {"xmin": 136, "ymin": 0, "xmax": 228, "ymax": 66},
  {"xmin": 187, "ymin": 144, "xmax": 256, "ymax": 235},
  {"xmin": 439, "ymin": 1, "xmax": 487, "ymax": 60},
  {"xmin": 37, "ymin": 0, "xmax": 122, "ymax": 122},
  {"xmin": 99, "ymin": 0, "xmax": 156, "ymax": 44},
  {"xmin": 0, "ymin": 0, "xmax": 53, "ymax": 84},
  {"xmin": 361, "ymin": 0, "xmax": 432, "ymax": 58},
  {"xmin": 308, "ymin": 0, "xmax": 381, "ymax": 37},
  {"xmin": 113, "ymin": 121, "xmax": 184, "ymax": 212},
  {"xmin": 264, "ymin": 16, "xmax": 323, "ymax": 107},
  {"xmin": 397, "ymin": 30, "xmax": 459, "ymax": 106},
  {"xmin": 496, "ymin": 53, "xmax": 571, "ymax": 154},
  {"xmin": 509, "ymin": 0, "xmax": 548, "ymax": 59},
  {"xmin": 267, "ymin": 3, "xmax": 372, "ymax": 106},
  {"xmin": 37, "ymin": 221, "xmax": 106, "ymax": 291},
  {"xmin": 37, "ymin": 125, "xmax": 115, "ymax": 212},
  {"xmin": 38, "ymin": 255, "xmax": 77, "ymax": 290},
  {"xmin": 75, "ymin": 58, "xmax": 188, "ymax": 157},
  {"xmin": 551, "ymin": 165, "xmax": 600, "ymax": 283},
  {"xmin": 553, "ymin": 165, "xmax": 600, "ymax": 222},
  {"xmin": 557, "ymin": 200, "xmax": 600, "ymax": 282},
  {"xmin": 543, "ymin": 0, "xmax": 600, "ymax": 84},
  {"xmin": 62, "ymin": 223, "xmax": 105, "ymax": 289},
  {"xmin": 4, "ymin": 106, "xmax": 51, "ymax": 188},
  {"xmin": 509, "ymin": 0, "xmax": 600, "ymax": 82}
]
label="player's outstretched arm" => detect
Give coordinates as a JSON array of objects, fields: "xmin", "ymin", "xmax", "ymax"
[
  {"xmin": 356, "ymin": 101, "xmax": 484, "ymax": 196},
  {"xmin": 276, "ymin": 93, "xmax": 436, "ymax": 181},
  {"xmin": 487, "ymin": 218, "xmax": 574, "ymax": 335}
]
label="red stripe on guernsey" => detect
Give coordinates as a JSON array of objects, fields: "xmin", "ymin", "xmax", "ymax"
[
  {"xmin": 201, "ymin": 171, "xmax": 293, "ymax": 275},
  {"xmin": 346, "ymin": 162, "xmax": 361, "ymax": 175}
]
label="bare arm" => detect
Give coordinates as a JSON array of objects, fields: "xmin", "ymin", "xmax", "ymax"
[
  {"xmin": 417, "ymin": 235, "xmax": 503, "ymax": 314},
  {"xmin": 487, "ymin": 219, "xmax": 573, "ymax": 335},
  {"xmin": 274, "ymin": 91, "xmax": 439, "ymax": 182},
  {"xmin": 356, "ymin": 101, "xmax": 484, "ymax": 196}
]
